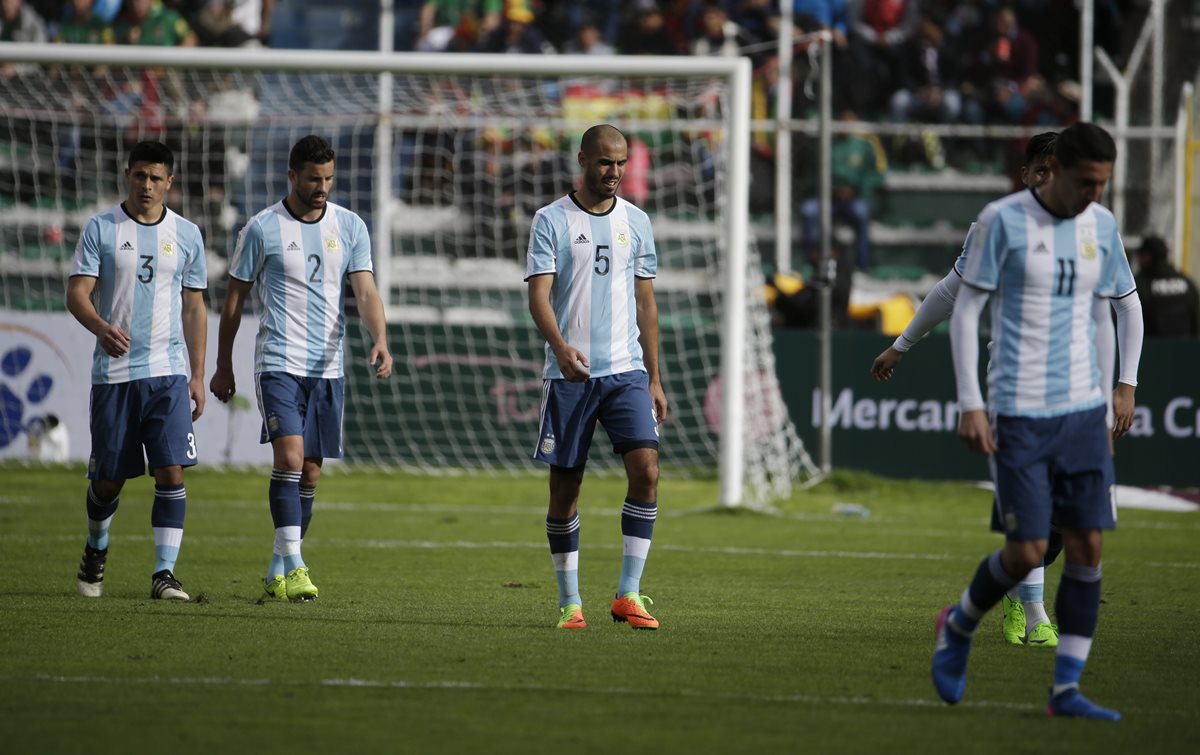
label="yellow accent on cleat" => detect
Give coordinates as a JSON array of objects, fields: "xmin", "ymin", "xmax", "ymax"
[
  {"xmin": 285, "ymin": 566, "xmax": 318, "ymax": 602},
  {"xmin": 263, "ymin": 574, "xmax": 288, "ymax": 601},
  {"xmin": 557, "ymin": 604, "xmax": 587, "ymax": 629},
  {"xmin": 611, "ymin": 593, "xmax": 659, "ymax": 630}
]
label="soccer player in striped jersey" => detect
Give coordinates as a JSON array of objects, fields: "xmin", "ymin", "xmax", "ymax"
[
  {"xmin": 67, "ymin": 140, "xmax": 208, "ymax": 602},
  {"xmin": 871, "ymin": 132, "xmax": 1136, "ymax": 649},
  {"xmin": 932, "ymin": 123, "xmax": 1143, "ymax": 720},
  {"xmin": 526, "ymin": 124, "xmax": 668, "ymax": 630},
  {"xmin": 210, "ymin": 135, "xmax": 393, "ymax": 602}
]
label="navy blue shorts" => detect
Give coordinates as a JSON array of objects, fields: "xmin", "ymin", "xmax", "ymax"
[
  {"xmin": 255, "ymin": 372, "xmax": 345, "ymax": 459},
  {"xmin": 88, "ymin": 375, "xmax": 197, "ymax": 480},
  {"xmin": 533, "ymin": 371, "xmax": 659, "ymax": 469},
  {"xmin": 991, "ymin": 405, "xmax": 1115, "ymax": 541}
]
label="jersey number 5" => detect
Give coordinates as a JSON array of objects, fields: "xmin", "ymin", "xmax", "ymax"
[{"xmin": 594, "ymin": 244, "xmax": 610, "ymax": 276}]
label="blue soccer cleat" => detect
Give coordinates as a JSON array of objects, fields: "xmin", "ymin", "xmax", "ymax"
[
  {"xmin": 932, "ymin": 605, "xmax": 972, "ymax": 704},
  {"xmin": 1047, "ymin": 687, "xmax": 1122, "ymax": 721}
]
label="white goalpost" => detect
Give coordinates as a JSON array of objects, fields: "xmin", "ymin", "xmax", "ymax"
[{"xmin": 0, "ymin": 42, "xmax": 818, "ymax": 506}]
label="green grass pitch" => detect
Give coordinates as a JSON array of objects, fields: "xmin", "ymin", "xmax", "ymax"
[{"xmin": 0, "ymin": 464, "xmax": 1196, "ymax": 754}]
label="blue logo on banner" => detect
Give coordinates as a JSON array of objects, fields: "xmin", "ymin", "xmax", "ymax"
[{"xmin": 0, "ymin": 346, "xmax": 55, "ymax": 449}]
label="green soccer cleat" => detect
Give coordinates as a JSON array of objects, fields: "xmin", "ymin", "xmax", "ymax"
[
  {"xmin": 1001, "ymin": 595, "xmax": 1026, "ymax": 645},
  {"xmin": 285, "ymin": 567, "xmax": 318, "ymax": 602},
  {"xmin": 1026, "ymin": 622, "xmax": 1059, "ymax": 648},
  {"xmin": 263, "ymin": 574, "xmax": 288, "ymax": 601},
  {"xmin": 557, "ymin": 604, "xmax": 587, "ymax": 629}
]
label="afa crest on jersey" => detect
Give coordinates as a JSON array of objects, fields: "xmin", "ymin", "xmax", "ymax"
[{"xmin": 325, "ymin": 237, "xmax": 339, "ymax": 251}]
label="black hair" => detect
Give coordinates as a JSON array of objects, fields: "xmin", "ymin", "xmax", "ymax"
[
  {"xmin": 289, "ymin": 135, "xmax": 335, "ymax": 172},
  {"xmin": 1053, "ymin": 122, "xmax": 1116, "ymax": 169},
  {"xmin": 1024, "ymin": 132, "xmax": 1057, "ymax": 163},
  {"xmin": 580, "ymin": 124, "xmax": 626, "ymax": 155},
  {"xmin": 128, "ymin": 141, "xmax": 174, "ymax": 174},
  {"xmin": 1139, "ymin": 235, "xmax": 1169, "ymax": 264}
]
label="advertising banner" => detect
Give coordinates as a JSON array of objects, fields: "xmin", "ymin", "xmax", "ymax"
[
  {"xmin": 0, "ymin": 310, "xmax": 271, "ymax": 467},
  {"xmin": 774, "ymin": 330, "xmax": 1200, "ymax": 488}
]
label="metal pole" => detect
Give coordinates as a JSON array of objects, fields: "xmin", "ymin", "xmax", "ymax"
[
  {"xmin": 718, "ymin": 58, "xmax": 754, "ymax": 507},
  {"xmin": 817, "ymin": 33, "xmax": 832, "ymax": 475},
  {"xmin": 375, "ymin": 0, "xmax": 395, "ymax": 319},
  {"xmin": 1080, "ymin": 0, "xmax": 1094, "ymax": 121},
  {"xmin": 774, "ymin": 2, "xmax": 794, "ymax": 275},
  {"xmin": 1150, "ymin": 0, "xmax": 1165, "ymax": 203},
  {"xmin": 1174, "ymin": 83, "xmax": 1193, "ymax": 270},
  {"xmin": 1095, "ymin": 48, "xmax": 1127, "ymax": 226}
]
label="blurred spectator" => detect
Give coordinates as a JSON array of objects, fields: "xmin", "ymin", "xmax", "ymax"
[
  {"xmin": 417, "ymin": 0, "xmax": 500, "ymax": 52},
  {"xmin": 1, "ymin": 0, "xmax": 49, "ymax": 78},
  {"xmin": 1135, "ymin": 236, "xmax": 1200, "ymax": 338},
  {"xmin": 966, "ymin": 5, "xmax": 1038, "ymax": 123},
  {"xmin": 115, "ymin": 0, "xmax": 198, "ymax": 46},
  {"xmin": 793, "ymin": 0, "xmax": 848, "ymax": 48},
  {"xmin": 730, "ymin": 0, "xmax": 778, "ymax": 44},
  {"xmin": 691, "ymin": 2, "xmax": 757, "ymax": 59},
  {"xmin": 478, "ymin": 4, "xmax": 554, "ymax": 54},
  {"xmin": 799, "ymin": 110, "xmax": 886, "ymax": 271},
  {"xmin": 618, "ymin": 1, "xmax": 679, "ymax": 55},
  {"xmin": 55, "ymin": 0, "xmax": 115, "ymax": 44},
  {"xmin": 191, "ymin": 0, "xmax": 275, "ymax": 47},
  {"xmin": 563, "ymin": 21, "xmax": 612, "ymax": 55},
  {"xmin": 888, "ymin": 15, "xmax": 966, "ymax": 125},
  {"xmin": 845, "ymin": 0, "xmax": 918, "ymax": 115}
]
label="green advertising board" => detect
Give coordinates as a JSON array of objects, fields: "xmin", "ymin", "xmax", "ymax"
[
  {"xmin": 344, "ymin": 323, "xmax": 1198, "ymax": 488},
  {"xmin": 773, "ymin": 330, "xmax": 1200, "ymax": 488}
]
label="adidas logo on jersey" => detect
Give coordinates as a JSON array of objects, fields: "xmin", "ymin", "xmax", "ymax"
[
  {"xmin": 1034, "ymin": 242, "xmax": 1049, "ymax": 254},
  {"xmin": 286, "ymin": 241, "xmax": 301, "ymax": 251},
  {"xmin": 119, "ymin": 241, "xmax": 134, "ymax": 251},
  {"xmin": 573, "ymin": 234, "xmax": 589, "ymax": 244}
]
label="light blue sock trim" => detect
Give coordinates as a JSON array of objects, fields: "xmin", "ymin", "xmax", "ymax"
[
  {"xmin": 1017, "ymin": 581, "xmax": 1045, "ymax": 604},
  {"xmin": 618, "ymin": 555, "xmax": 647, "ymax": 597},
  {"xmin": 1054, "ymin": 655, "xmax": 1087, "ymax": 688},
  {"xmin": 154, "ymin": 545, "xmax": 180, "ymax": 574},
  {"xmin": 556, "ymin": 569, "xmax": 581, "ymax": 608},
  {"xmin": 283, "ymin": 553, "xmax": 306, "ymax": 572},
  {"xmin": 267, "ymin": 553, "xmax": 285, "ymax": 581},
  {"xmin": 88, "ymin": 526, "xmax": 109, "ymax": 551}
]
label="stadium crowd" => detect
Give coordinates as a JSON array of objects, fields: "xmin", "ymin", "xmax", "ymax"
[
  {"xmin": 3, "ymin": 0, "xmax": 1130, "ymax": 129},
  {"xmin": 2, "ymin": 0, "xmax": 1193, "ymax": 336}
]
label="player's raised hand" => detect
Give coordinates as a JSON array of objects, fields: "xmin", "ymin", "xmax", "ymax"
[
  {"xmin": 957, "ymin": 409, "xmax": 997, "ymax": 455},
  {"xmin": 370, "ymin": 342, "xmax": 393, "ymax": 379},
  {"xmin": 99, "ymin": 324, "xmax": 131, "ymax": 358},
  {"xmin": 1111, "ymin": 383, "xmax": 1136, "ymax": 439},
  {"xmin": 209, "ymin": 369, "xmax": 236, "ymax": 403},
  {"xmin": 555, "ymin": 345, "xmax": 590, "ymax": 382},
  {"xmin": 870, "ymin": 346, "xmax": 904, "ymax": 382},
  {"xmin": 189, "ymin": 376, "xmax": 206, "ymax": 421}
]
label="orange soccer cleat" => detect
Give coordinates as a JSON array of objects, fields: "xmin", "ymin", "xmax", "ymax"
[{"xmin": 611, "ymin": 593, "xmax": 659, "ymax": 630}]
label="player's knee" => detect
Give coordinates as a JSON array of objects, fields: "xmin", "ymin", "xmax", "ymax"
[
  {"xmin": 301, "ymin": 460, "xmax": 323, "ymax": 487},
  {"xmin": 152, "ymin": 465, "xmax": 184, "ymax": 486},
  {"xmin": 92, "ymin": 479, "xmax": 124, "ymax": 501}
]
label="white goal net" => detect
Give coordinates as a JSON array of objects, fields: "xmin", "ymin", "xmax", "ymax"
[{"xmin": 0, "ymin": 45, "xmax": 816, "ymax": 505}]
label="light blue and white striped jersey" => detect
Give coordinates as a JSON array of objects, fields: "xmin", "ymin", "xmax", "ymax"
[
  {"xmin": 959, "ymin": 189, "xmax": 1136, "ymax": 417},
  {"xmin": 952, "ymin": 223, "xmax": 977, "ymax": 277},
  {"xmin": 524, "ymin": 194, "xmax": 657, "ymax": 379},
  {"xmin": 229, "ymin": 200, "xmax": 373, "ymax": 378},
  {"xmin": 70, "ymin": 203, "xmax": 207, "ymax": 385}
]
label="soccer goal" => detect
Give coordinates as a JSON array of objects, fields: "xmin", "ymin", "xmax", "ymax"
[{"xmin": 0, "ymin": 43, "xmax": 818, "ymax": 506}]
